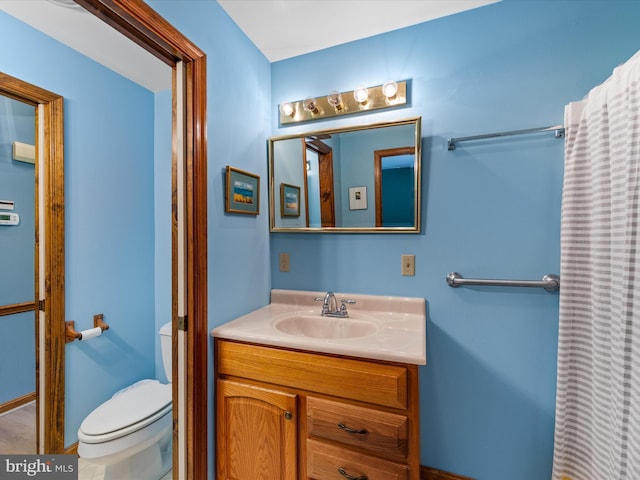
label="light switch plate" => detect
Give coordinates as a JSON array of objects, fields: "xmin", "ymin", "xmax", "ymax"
[
  {"xmin": 279, "ymin": 253, "xmax": 290, "ymax": 272},
  {"xmin": 401, "ymin": 254, "xmax": 415, "ymax": 276}
]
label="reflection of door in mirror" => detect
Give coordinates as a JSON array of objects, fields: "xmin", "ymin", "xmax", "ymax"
[
  {"xmin": 305, "ymin": 137, "xmax": 335, "ymax": 227},
  {"xmin": 374, "ymin": 147, "xmax": 415, "ymax": 227},
  {"xmin": 0, "ymin": 94, "xmax": 36, "ymax": 454}
]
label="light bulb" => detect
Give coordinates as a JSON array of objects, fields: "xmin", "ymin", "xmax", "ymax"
[
  {"xmin": 382, "ymin": 80, "xmax": 398, "ymax": 99},
  {"xmin": 327, "ymin": 90, "xmax": 343, "ymax": 110},
  {"xmin": 353, "ymin": 86, "xmax": 369, "ymax": 104},
  {"xmin": 302, "ymin": 96, "xmax": 319, "ymax": 114},
  {"xmin": 279, "ymin": 102, "xmax": 294, "ymax": 117}
]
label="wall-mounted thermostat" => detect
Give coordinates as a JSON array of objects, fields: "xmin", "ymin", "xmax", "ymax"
[{"xmin": 0, "ymin": 212, "xmax": 19, "ymax": 225}]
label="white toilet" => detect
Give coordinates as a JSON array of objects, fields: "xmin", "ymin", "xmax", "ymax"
[{"xmin": 78, "ymin": 322, "xmax": 173, "ymax": 480}]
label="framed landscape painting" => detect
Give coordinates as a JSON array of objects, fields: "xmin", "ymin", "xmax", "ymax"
[
  {"xmin": 280, "ymin": 183, "xmax": 300, "ymax": 217},
  {"xmin": 225, "ymin": 166, "xmax": 260, "ymax": 215}
]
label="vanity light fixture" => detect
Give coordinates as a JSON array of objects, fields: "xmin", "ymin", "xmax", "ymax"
[
  {"xmin": 302, "ymin": 96, "xmax": 320, "ymax": 114},
  {"xmin": 279, "ymin": 101, "xmax": 295, "ymax": 117},
  {"xmin": 382, "ymin": 80, "xmax": 399, "ymax": 100},
  {"xmin": 278, "ymin": 80, "xmax": 408, "ymax": 125},
  {"xmin": 327, "ymin": 90, "xmax": 343, "ymax": 111},
  {"xmin": 353, "ymin": 85, "xmax": 369, "ymax": 104}
]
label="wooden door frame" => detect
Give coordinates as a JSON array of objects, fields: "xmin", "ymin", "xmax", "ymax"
[
  {"xmin": 0, "ymin": 72, "xmax": 65, "ymax": 454},
  {"xmin": 301, "ymin": 139, "xmax": 310, "ymax": 227},
  {"xmin": 374, "ymin": 146, "xmax": 415, "ymax": 227},
  {"xmin": 306, "ymin": 139, "xmax": 335, "ymax": 227},
  {"xmin": 73, "ymin": 2, "xmax": 208, "ymax": 478}
]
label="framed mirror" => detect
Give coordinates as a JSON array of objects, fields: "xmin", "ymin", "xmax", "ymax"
[{"xmin": 269, "ymin": 117, "xmax": 422, "ymax": 233}]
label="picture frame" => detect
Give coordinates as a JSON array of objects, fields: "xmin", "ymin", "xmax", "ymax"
[
  {"xmin": 225, "ymin": 166, "xmax": 260, "ymax": 215},
  {"xmin": 280, "ymin": 183, "xmax": 301, "ymax": 217},
  {"xmin": 349, "ymin": 186, "xmax": 367, "ymax": 210}
]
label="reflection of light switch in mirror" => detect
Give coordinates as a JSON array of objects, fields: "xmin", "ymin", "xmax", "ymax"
[
  {"xmin": 401, "ymin": 254, "xmax": 415, "ymax": 276},
  {"xmin": 279, "ymin": 253, "xmax": 290, "ymax": 272}
]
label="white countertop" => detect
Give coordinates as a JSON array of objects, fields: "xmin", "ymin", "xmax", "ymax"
[{"xmin": 211, "ymin": 289, "xmax": 427, "ymax": 365}]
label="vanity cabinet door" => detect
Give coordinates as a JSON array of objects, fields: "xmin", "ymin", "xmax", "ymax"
[{"xmin": 216, "ymin": 379, "xmax": 298, "ymax": 480}]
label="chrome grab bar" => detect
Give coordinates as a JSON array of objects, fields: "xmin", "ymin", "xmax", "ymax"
[{"xmin": 446, "ymin": 272, "xmax": 560, "ymax": 292}]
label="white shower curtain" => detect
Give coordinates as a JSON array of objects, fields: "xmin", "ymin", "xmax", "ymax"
[{"xmin": 553, "ymin": 50, "xmax": 640, "ymax": 480}]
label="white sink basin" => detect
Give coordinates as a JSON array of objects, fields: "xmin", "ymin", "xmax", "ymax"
[
  {"xmin": 211, "ymin": 289, "xmax": 427, "ymax": 365},
  {"xmin": 273, "ymin": 314, "xmax": 379, "ymax": 339}
]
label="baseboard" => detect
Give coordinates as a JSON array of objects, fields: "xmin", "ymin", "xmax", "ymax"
[
  {"xmin": 0, "ymin": 392, "xmax": 35, "ymax": 415},
  {"xmin": 421, "ymin": 465, "xmax": 474, "ymax": 480},
  {"xmin": 64, "ymin": 442, "xmax": 78, "ymax": 455}
]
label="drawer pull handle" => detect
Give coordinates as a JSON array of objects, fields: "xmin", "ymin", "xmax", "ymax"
[
  {"xmin": 338, "ymin": 467, "xmax": 368, "ymax": 480},
  {"xmin": 338, "ymin": 423, "xmax": 368, "ymax": 435}
]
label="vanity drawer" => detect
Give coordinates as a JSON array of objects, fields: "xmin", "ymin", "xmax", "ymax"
[
  {"xmin": 306, "ymin": 438, "xmax": 409, "ymax": 480},
  {"xmin": 217, "ymin": 340, "xmax": 408, "ymax": 409},
  {"xmin": 307, "ymin": 396, "xmax": 408, "ymax": 459}
]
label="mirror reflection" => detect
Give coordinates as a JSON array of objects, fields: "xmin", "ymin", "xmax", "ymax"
[{"xmin": 269, "ymin": 117, "xmax": 421, "ymax": 233}]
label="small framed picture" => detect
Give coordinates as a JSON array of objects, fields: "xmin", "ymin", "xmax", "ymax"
[
  {"xmin": 225, "ymin": 166, "xmax": 260, "ymax": 215},
  {"xmin": 349, "ymin": 186, "xmax": 367, "ymax": 210},
  {"xmin": 280, "ymin": 183, "xmax": 301, "ymax": 217}
]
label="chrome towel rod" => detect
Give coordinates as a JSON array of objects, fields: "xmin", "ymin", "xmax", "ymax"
[
  {"xmin": 447, "ymin": 125, "xmax": 565, "ymax": 151},
  {"xmin": 446, "ymin": 272, "xmax": 560, "ymax": 292}
]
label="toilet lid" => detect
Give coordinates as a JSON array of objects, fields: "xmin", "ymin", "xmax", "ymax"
[{"xmin": 80, "ymin": 380, "xmax": 171, "ymax": 438}]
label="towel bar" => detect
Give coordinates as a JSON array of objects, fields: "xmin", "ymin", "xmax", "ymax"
[{"xmin": 446, "ymin": 272, "xmax": 560, "ymax": 292}]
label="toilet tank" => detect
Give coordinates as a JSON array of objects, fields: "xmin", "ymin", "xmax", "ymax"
[{"xmin": 159, "ymin": 322, "xmax": 172, "ymax": 381}]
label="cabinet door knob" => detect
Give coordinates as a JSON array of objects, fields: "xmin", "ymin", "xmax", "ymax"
[
  {"xmin": 338, "ymin": 423, "xmax": 368, "ymax": 435},
  {"xmin": 338, "ymin": 467, "xmax": 368, "ymax": 480},
  {"xmin": 284, "ymin": 411, "xmax": 293, "ymax": 420}
]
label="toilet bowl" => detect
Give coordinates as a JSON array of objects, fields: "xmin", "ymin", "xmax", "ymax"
[{"xmin": 77, "ymin": 322, "xmax": 173, "ymax": 480}]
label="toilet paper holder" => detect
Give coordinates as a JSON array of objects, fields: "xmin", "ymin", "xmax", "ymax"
[{"xmin": 66, "ymin": 314, "xmax": 110, "ymax": 343}]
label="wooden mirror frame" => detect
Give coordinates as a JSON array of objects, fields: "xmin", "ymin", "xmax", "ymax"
[{"xmin": 11, "ymin": 1, "xmax": 209, "ymax": 477}]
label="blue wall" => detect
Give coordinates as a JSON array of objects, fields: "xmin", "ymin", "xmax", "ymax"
[
  {"xmin": 0, "ymin": 97, "xmax": 35, "ymax": 403},
  {"xmin": 0, "ymin": 12, "xmax": 158, "ymax": 445},
  {"xmin": 270, "ymin": 1, "xmax": 640, "ymax": 479},
  {"xmin": 146, "ymin": 2, "xmax": 272, "ymax": 478}
]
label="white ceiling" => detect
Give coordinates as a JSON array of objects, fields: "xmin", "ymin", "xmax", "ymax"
[
  {"xmin": 0, "ymin": 0, "xmax": 499, "ymax": 91},
  {"xmin": 217, "ymin": 0, "xmax": 500, "ymax": 62}
]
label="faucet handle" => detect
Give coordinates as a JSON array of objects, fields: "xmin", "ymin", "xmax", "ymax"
[{"xmin": 340, "ymin": 298, "xmax": 356, "ymax": 312}]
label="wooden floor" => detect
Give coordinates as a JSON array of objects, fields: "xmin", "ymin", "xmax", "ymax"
[{"xmin": 0, "ymin": 401, "xmax": 36, "ymax": 454}]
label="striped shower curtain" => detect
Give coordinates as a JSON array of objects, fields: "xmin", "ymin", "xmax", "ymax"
[{"xmin": 552, "ymin": 50, "xmax": 640, "ymax": 480}]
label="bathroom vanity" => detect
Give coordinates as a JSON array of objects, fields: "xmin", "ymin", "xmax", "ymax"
[{"xmin": 212, "ymin": 289, "xmax": 426, "ymax": 480}]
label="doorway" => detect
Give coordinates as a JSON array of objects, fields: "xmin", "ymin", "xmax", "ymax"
[
  {"xmin": 374, "ymin": 147, "xmax": 416, "ymax": 227},
  {"xmin": 305, "ymin": 137, "xmax": 335, "ymax": 227},
  {"xmin": 0, "ymin": 94, "xmax": 36, "ymax": 453}
]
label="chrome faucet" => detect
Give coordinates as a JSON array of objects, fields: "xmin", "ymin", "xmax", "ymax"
[{"xmin": 314, "ymin": 291, "xmax": 356, "ymax": 318}]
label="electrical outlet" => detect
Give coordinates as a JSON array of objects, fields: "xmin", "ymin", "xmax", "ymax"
[
  {"xmin": 401, "ymin": 254, "xmax": 415, "ymax": 276},
  {"xmin": 279, "ymin": 253, "xmax": 290, "ymax": 272}
]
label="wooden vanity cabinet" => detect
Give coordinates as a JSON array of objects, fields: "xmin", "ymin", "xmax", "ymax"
[
  {"xmin": 216, "ymin": 378, "xmax": 298, "ymax": 479},
  {"xmin": 215, "ymin": 339, "xmax": 421, "ymax": 480}
]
